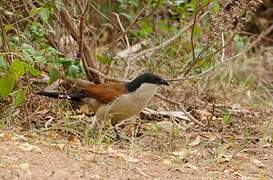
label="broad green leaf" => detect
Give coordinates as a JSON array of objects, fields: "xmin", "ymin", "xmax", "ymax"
[
  {"xmin": 24, "ymin": 64, "xmax": 40, "ymax": 76},
  {"xmin": 21, "ymin": 44, "xmax": 36, "ymax": 62},
  {"xmin": 13, "ymin": 89, "xmax": 26, "ymax": 107},
  {"xmin": 10, "ymin": 60, "xmax": 25, "ymax": 79},
  {"xmin": 4, "ymin": 24, "xmax": 14, "ymax": 33},
  {"xmin": 48, "ymin": 68, "xmax": 58, "ymax": 84},
  {"xmin": 193, "ymin": 25, "xmax": 201, "ymax": 38},
  {"xmin": 0, "ymin": 73, "xmax": 15, "ymax": 97},
  {"xmin": 210, "ymin": 1, "xmax": 220, "ymax": 15},
  {"xmin": 40, "ymin": 7, "xmax": 51, "ymax": 22},
  {"xmin": 68, "ymin": 65, "xmax": 80, "ymax": 78},
  {"xmin": 101, "ymin": 2, "xmax": 110, "ymax": 16},
  {"xmin": 21, "ymin": 43, "xmax": 45, "ymax": 62}
]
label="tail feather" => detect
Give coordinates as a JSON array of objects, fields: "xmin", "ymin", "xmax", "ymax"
[{"xmin": 36, "ymin": 91, "xmax": 87, "ymax": 102}]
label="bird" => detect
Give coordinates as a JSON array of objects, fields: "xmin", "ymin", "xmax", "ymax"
[{"xmin": 37, "ymin": 72, "xmax": 169, "ymax": 125}]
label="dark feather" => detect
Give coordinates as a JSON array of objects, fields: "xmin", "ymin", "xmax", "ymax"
[{"xmin": 36, "ymin": 91, "xmax": 87, "ymax": 102}]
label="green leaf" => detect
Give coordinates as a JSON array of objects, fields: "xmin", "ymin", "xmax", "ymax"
[
  {"xmin": 4, "ymin": 24, "xmax": 14, "ymax": 33},
  {"xmin": 24, "ymin": 63, "xmax": 40, "ymax": 76},
  {"xmin": 55, "ymin": 0, "xmax": 62, "ymax": 11},
  {"xmin": 10, "ymin": 60, "xmax": 25, "ymax": 79},
  {"xmin": 29, "ymin": 7, "xmax": 41, "ymax": 16},
  {"xmin": 0, "ymin": 73, "xmax": 15, "ymax": 97},
  {"xmin": 96, "ymin": 54, "xmax": 112, "ymax": 65},
  {"xmin": 48, "ymin": 68, "xmax": 58, "ymax": 84},
  {"xmin": 13, "ymin": 89, "xmax": 26, "ymax": 107},
  {"xmin": 0, "ymin": 56, "xmax": 7, "ymax": 70},
  {"xmin": 40, "ymin": 6, "xmax": 51, "ymax": 22},
  {"xmin": 21, "ymin": 43, "xmax": 45, "ymax": 62},
  {"xmin": 223, "ymin": 114, "xmax": 231, "ymax": 126},
  {"xmin": 68, "ymin": 65, "xmax": 80, "ymax": 78},
  {"xmin": 193, "ymin": 25, "xmax": 201, "ymax": 38},
  {"xmin": 101, "ymin": 2, "xmax": 110, "ymax": 16},
  {"xmin": 210, "ymin": 1, "xmax": 220, "ymax": 15}
]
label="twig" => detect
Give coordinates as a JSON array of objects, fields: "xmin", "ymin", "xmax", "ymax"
[
  {"xmin": 155, "ymin": 93, "xmax": 206, "ymax": 127},
  {"xmin": 221, "ymin": 32, "xmax": 225, "ymax": 62},
  {"xmin": 167, "ymin": 25, "xmax": 273, "ymax": 82},
  {"xmin": 190, "ymin": 2, "xmax": 199, "ymax": 62},
  {"xmin": 87, "ymin": 67, "xmax": 126, "ymax": 82},
  {"xmin": 167, "ymin": 33, "xmax": 236, "ymax": 81},
  {"xmin": 59, "ymin": 7, "xmax": 101, "ymax": 84},
  {"xmin": 109, "ymin": 5, "xmax": 147, "ymax": 50},
  {"xmin": 78, "ymin": 0, "xmax": 89, "ymax": 62},
  {"xmin": 127, "ymin": 11, "xmax": 209, "ymax": 62},
  {"xmin": 113, "ymin": 13, "xmax": 130, "ymax": 48},
  {"xmin": 89, "ymin": 2, "xmax": 120, "ymax": 30}
]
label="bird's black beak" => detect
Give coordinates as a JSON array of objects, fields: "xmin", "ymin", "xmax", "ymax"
[{"xmin": 160, "ymin": 79, "xmax": 169, "ymax": 86}]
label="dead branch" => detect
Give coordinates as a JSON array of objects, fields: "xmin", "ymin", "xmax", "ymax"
[
  {"xmin": 127, "ymin": 11, "xmax": 209, "ymax": 62},
  {"xmin": 87, "ymin": 67, "xmax": 126, "ymax": 82},
  {"xmin": 155, "ymin": 93, "xmax": 206, "ymax": 127},
  {"xmin": 167, "ymin": 23, "xmax": 273, "ymax": 82},
  {"xmin": 59, "ymin": 7, "xmax": 101, "ymax": 84}
]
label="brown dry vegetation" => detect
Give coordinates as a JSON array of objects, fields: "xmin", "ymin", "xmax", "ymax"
[{"xmin": 0, "ymin": 0, "xmax": 273, "ymax": 179}]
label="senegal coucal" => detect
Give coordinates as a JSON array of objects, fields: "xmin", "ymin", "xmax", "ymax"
[{"xmin": 37, "ymin": 73, "xmax": 169, "ymax": 125}]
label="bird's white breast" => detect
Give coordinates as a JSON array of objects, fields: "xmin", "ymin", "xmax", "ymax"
[{"xmin": 96, "ymin": 83, "xmax": 159, "ymax": 124}]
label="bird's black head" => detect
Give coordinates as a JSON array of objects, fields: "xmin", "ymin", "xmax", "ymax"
[{"xmin": 126, "ymin": 72, "xmax": 169, "ymax": 92}]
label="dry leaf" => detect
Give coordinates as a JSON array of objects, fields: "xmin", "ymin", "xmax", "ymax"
[
  {"xmin": 19, "ymin": 163, "xmax": 31, "ymax": 174},
  {"xmin": 44, "ymin": 116, "xmax": 55, "ymax": 128},
  {"xmin": 173, "ymin": 150, "xmax": 187, "ymax": 159},
  {"xmin": 218, "ymin": 154, "xmax": 233, "ymax": 163},
  {"xmin": 16, "ymin": 142, "xmax": 42, "ymax": 153},
  {"xmin": 208, "ymin": 135, "xmax": 217, "ymax": 143},
  {"xmin": 108, "ymin": 147, "xmax": 138, "ymax": 163},
  {"xmin": 0, "ymin": 132, "xmax": 12, "ymax": 141},
  {"xmin": 262, "ymin": 143, "xmax": 271, "ymax": 148},
  {"xmin": 12, "ymin": 133, "xmax": 27, "ymax": 141},
  {"xmin": 161, "ymin": 159, "xmax": 172, "ymax": 165},
  {"xmin": 120, "ymin": 155, "xmax": 139, "ymax": 163},
  {"xmin": 251, "ymin": 158, "xmax": 265, "ymax": 168},
  {"xmin": 156, "ymin": 121, "xmax": 173, "ymax": 133},
  {"xmin": 264, "ymin": 136, "xmax": 272, "ymax": 143},
  {"xmin": 36, "ymin": 109, "xmax": 49, "ymax": 115},
  {"xmin": 185, "ymin": 164, "xmax": 199, "ymax": 171},
  {"xmin": 188, "ymin": 135, "xmax": 201, "ymax": 147}
]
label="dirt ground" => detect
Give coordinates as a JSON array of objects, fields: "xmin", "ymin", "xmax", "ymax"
[{"xmin": 0, "ymin": 128, "xmax": 272, "ymax": 180}]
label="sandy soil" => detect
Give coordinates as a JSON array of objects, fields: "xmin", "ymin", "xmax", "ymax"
[{"xmin": 0, "ymin": 130, "xmax": 272, "ymax": 180}]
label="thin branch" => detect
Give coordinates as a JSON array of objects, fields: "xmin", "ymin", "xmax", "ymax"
[
  {"xmin": 167, "ymin": 25, "xmax": 273, "ymax": 82},
  {"xmin": 59, "ymin": 7, "xmax": 101, "ymax": 84},
  {"xmin": 89, "ymin": 2, "xmax": 120, "ymax": 30},
  {"xmin": 190, "ymin": 3, "xmax": 199, "ymax": 62},
  {"xmin": 109, "ymin": 5, "xmax": 147, "ymax": 50},
  {"xmin": 126, "ymin": 12, "xmax": 208, "ymax": 62},
  {"xmin": 87, "ymin": 67, "xmax": 125, "ymax": 82},
  {"xmin": 221, "ymin": 32, "xmax": 225, "ymax": 62},
  {"xmin": 155, "ymin": 93, "xmax": 206, "ymax": 127},
  {"xmin": 78, "ymin": 0, "xmax": 89, "ymax": 61},
  {"xmin": 113, "ymin": 12, "xmax": 130, "ymax": 48}
]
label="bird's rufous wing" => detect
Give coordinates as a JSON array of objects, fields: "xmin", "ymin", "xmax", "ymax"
[{"xmin": 77, "ymin": 82, "xmax": 127, "ymax": 104}]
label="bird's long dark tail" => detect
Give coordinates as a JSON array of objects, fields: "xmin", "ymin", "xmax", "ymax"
[{"xmin": 36, "ymin": 91, "xmax": 87, "ymax": 102}]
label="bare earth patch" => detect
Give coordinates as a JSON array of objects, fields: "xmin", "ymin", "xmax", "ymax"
[{"xmin": 0, "ymin": 129, "xmax": 272, "ymax": 180}]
